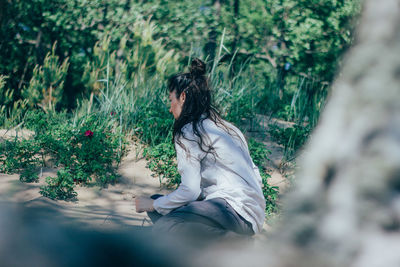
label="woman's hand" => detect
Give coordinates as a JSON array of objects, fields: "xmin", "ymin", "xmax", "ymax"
[{"xmin": 135, "ymin": 196, "xmax": 155, "ymax": 213}]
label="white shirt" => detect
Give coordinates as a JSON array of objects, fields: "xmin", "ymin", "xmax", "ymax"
[{"xmin": 153, "ymin": 118, "xmax": 266, "ymax": 233}]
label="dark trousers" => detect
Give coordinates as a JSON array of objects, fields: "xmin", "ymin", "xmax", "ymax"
[{"xmin": 147, "ymin": 195, "xmax": 254, "ymax": 239}]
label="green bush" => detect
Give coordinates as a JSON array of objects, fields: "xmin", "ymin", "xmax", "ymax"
[
  {"xmin": 0, "ymin": 110, "xmax": 126, "ymax": 200},
  {"xmin": 248, "ymin": 138, "xmax": 279, "ymax": 214},
  {"xmin": 143, "ymin": 141, "xmax": 180, "ymax": 187},
  {"xmin": 19, "ymin": 166, "xmax": 40, "ymax": 183},
  {"xmin": 31, "ymin": 111, "xmax": 125, "ymax": 185},
  {"xmin": 40, "ymin": 168, "xmax": 77, "ymax": 201},
  {"xmin": 0, "ymin": 139, "xmax": 41, "ymax": 176}
]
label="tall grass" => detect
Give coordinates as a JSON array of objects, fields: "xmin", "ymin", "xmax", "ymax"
[
  {"xmin": 209, "ymin": 30, "xmax": 265, "ymax": 130},
  {"xmin": 74, "ymin": 30, "xmax": 330, "ymax": 168},
  {"xmin": 0, "ymin": 24, "xmax": 331, "ymax": 209},
  {"xmin": 79, "ymin": 30, "xmax": 268, "ymax": 150},
  {"xmin": 73, "ymin": 39, "xmax": 281, "ymax": 212},
  {"xmin": 69, "ymin": 35, "xmax": 274, "ymax": 188},
  {"xmin": 288, "ymin": 75, "xmax": 329, "ymax": 128},
  {"xmin": 75, "ymin": 75, "xmax": 173, "ymax": 145},
  {"xmin": 0, "ymin": 75, "xmax": 29, "ymax": 128},
  {"xmin": 265, "ymin": 74, "xmax": 329, "ymax": 160}
]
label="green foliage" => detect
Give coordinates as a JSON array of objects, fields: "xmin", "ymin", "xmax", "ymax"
[
  {"xmin": 22, "ymin": 43, "xmax": 69, "ymax": 112},
  {"xmin": 1, "ymin": 0, "xmax": 361, "ymax": 104},
  {"xmin": 0, "ymin": 0, "xmax": 362, "ymax": 214},
  {"xmin": 142, "ymin": 0, "xmax": 212, "ymax": 56},
  {"xmin": 81, "ymin": 21, "xmax": 180, "ymax": 99},
  {"xmin": 0, "ymin": 75, "xmax": 28, "ymax": 127},
  {"xmin": 0, "ymin": 138, "xmax": 41, "ymax": 178},
  {"xmin": 0, "ymin": 75, "xmax": 12, "ymax": 124},
  {"xmin": 248, "ymin": 138, "xmax": 279, "ymax": 214},
  {"xmin": 40, "ymin": 169, "xmax": 77, "ymax": 201},
  {"xmin": 131, "ymin": 88, "xmax": 174, "ymax": 147},
  {"xmin": 288, "ymin": 76, "xmax": 329, "ymax": 127},
  {"xmin": 90, "ymin": 65, "xmax": 178, "ymax": 185},
  {"xmin": 0, "ymin": 110, "xmax": 126, "ymax": 200},
  {"xmin": 0, "ymin": 75, "xmax": 9, "ymax": 104},
  {"xmin": 211, "ymin": 59, "xmax": 260, "ymax": 125},
  {"xmin": 20, "ymin": 166, "xmax": 39, "ymax": 183},
  {"xmin": 27, "ymin": 111, "xmax": 125, "ymax": 185},
  {"xmin": 207, "ymin": 35, "xmax": 265, "ymax": 127},
  {"xmin": 268, "ymin": 123, "xmax": 312, "ymax": 159},
  {"xmin": 143, "ymin": 142, "xmax": 180, "ymax": 187},
  {"xmin": 265, "ymin": 0, "xmax": 361, "ymax": 80},
  {"xmin": 248, "ymin": 138, "xmax": 270, "ymax": 168}
]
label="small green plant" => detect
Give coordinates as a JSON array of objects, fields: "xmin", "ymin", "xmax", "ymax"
[
  {"xmin": 19, "ymin": 166, "xmax": 39, "ymax": 183},
  {"xmin": 0, "ymin": 139, "xmax": 41, "ymax": 177},
  {"xmin": 40, "ymin": 169, "xmax": 77, "ymax": 201},
  {"xmin": 248, "ymin": 138, "xmax": 279, "ymax": 214},
  {"xmin": 143, "ymin": 141, "xmax": 180, "ymax": 187},
  {"xmin": 260, "ymin": 171, "xmax": 279, "ymax": 215}
]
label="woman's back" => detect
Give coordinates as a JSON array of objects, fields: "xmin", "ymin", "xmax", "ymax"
[{"xmin": 179, "ymin": 118, "xmax": 266, "ymax": 233}]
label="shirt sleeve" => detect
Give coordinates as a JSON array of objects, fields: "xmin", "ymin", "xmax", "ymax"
[{"xmin": 153, "ymin": 128, "xmax": 205, "ymax": 215}]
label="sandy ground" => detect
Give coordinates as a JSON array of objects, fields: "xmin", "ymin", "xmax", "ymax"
[
  {"xmin": 0, "ymin": 141, "xmax": 171, "ymax": 230},
  {"xmin": 0, "ymin": 123, "xmax": 289, "ymax": 232}
]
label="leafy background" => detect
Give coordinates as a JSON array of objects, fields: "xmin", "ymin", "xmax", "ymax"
[{"xmin": 0, "ymin": 0, "xmax": 361, "ymax": 213}]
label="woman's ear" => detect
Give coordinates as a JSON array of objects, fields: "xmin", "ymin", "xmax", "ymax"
[{"xmin": 180, "ymin": 91, "xmax": 186, "ymax": 103}]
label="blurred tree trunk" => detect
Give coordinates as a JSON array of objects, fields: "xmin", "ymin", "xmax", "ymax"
[
  {"xmin": 212, "ymin": 0, "xmax": 400, "ymax": 266},
  {"xmin": 274, "ymin": 0, "xmax": 400, "ymax": 265}
]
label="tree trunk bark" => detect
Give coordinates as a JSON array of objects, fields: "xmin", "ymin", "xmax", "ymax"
[{"xmin": 207, "ymin": 0, "xmax": 400, "ymax": 266}]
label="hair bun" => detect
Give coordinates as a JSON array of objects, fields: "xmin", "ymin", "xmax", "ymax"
[{"xmin": 190, "ymin": 58, "xmax": 206, "ymax": 77}]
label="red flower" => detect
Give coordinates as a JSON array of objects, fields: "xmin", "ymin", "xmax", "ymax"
[{"xmin": 84, "ymin": 130, "xmax": 94, "ymax": 137}]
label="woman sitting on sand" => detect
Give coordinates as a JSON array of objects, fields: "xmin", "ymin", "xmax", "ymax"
[{"xmin": 135, "ymin": 58, "xmax": 265, "ymax": 238}]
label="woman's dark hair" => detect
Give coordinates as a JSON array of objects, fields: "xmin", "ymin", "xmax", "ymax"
[{"xmin": 168, "ymin": 58, "xmax": 231, "ymax": 154}]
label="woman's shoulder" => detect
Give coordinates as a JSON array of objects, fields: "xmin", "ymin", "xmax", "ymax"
[
  {"xmin": 203, "ymin": 117, "xmax": 242, "ymax": 134},
  {"xmin": 181, "ymin": 121, "xmax": 194, "ymax": 135},
  {"xmin": 180, "ymin": 116, "xmax": 243, "ymax": 139},
  {"xmin": 179, "ymin": 122, "xmax": 199, "ymax": 143},
  {"xmin": 179, "ymin": 118, "xmax": 214, "ymax": 142},
  {"xmin": 181, "ymin": 117, "xmax": 212, "ymax": 133}
]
